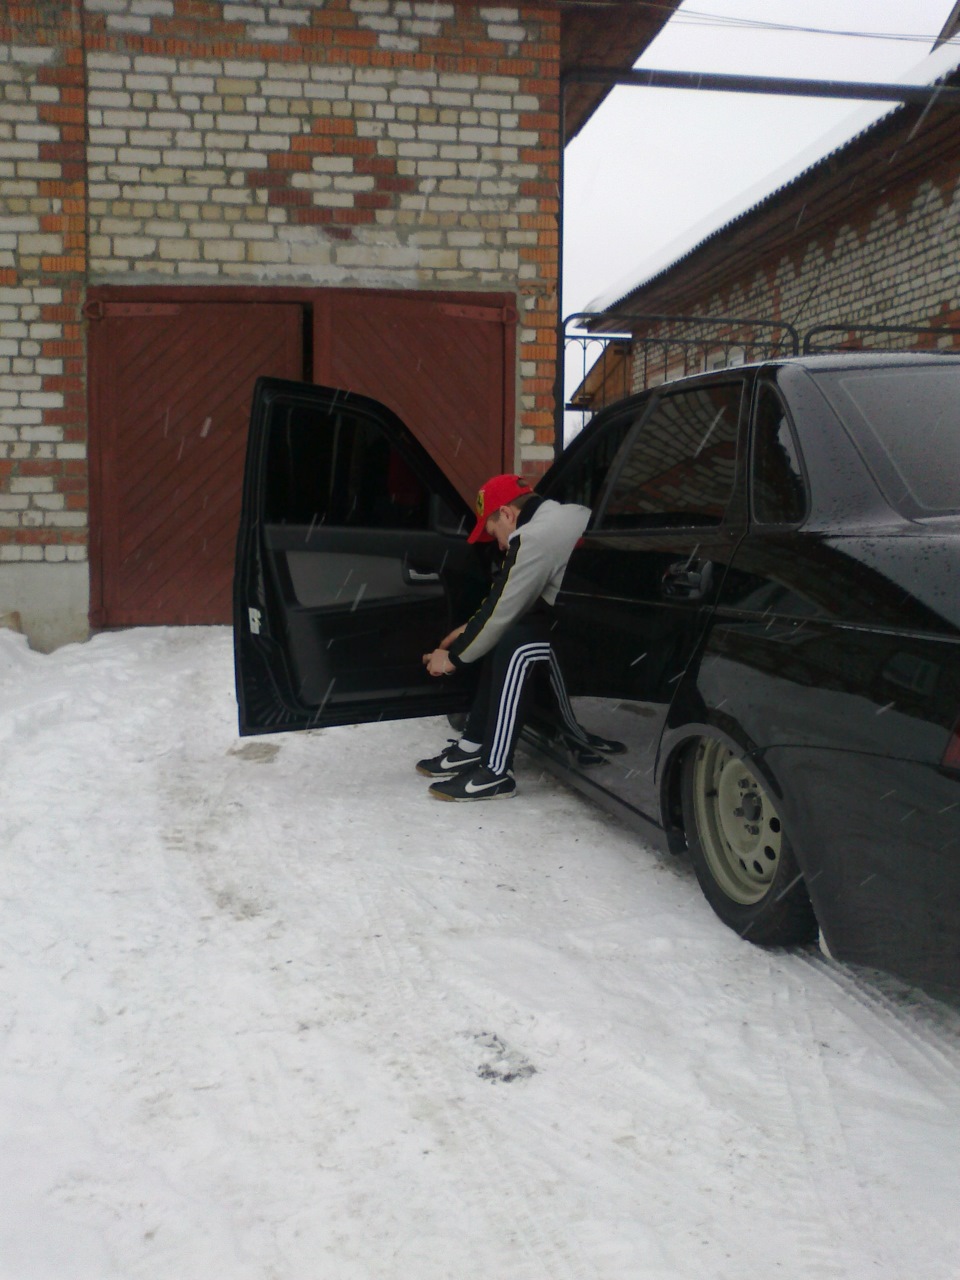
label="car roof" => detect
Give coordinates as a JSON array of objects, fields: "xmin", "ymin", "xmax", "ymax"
[
  {"xmin": 775, "ymin": 351, "xmax": 960, "ymax": 371},
  {"xmin": 632, "ymin": 351, "xmax": 960, "ymax": 392}
]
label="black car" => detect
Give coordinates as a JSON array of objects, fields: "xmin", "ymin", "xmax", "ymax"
[{"xmin": 233, "ymin": 354, "xmax": 960, "ymax": 999}]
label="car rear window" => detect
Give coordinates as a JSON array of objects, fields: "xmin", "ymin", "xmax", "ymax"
[{"xmin": 812, "ymin": 365, "xmax": 960, "ymax": 517}]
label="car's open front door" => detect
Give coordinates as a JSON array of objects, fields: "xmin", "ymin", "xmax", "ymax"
[{"xmin": 234, "ymin": 378, "xmax": 485, "ymax": 735}]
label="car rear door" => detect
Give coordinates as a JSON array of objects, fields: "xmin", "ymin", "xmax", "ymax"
[
  {"xmin": 234, "ymin": 378, "xmax": 485, "ymax": 735},
  {"xmin": 537, "ymin": 374, "xmax": 751, "ymax": 823}
]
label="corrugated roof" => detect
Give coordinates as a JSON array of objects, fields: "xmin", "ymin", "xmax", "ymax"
[{"xmin": 588, "ymin": 40, "xmax": 960, "ymax": 315}]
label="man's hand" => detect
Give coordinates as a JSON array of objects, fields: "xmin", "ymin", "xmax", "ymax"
[
  {"xmin": 439, "ymin": 624, "xmax": 466, "ymax": 649},
  {"xmin": 422, "ymin": 623, "xmax": 465, "ymax": 676},
  {"xmin": 423, "ymin": 648, "xmax": 456, "ymax": 677}
]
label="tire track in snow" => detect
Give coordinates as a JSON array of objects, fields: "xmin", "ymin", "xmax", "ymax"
[
  {"xmin": 793, "ymin": 950, "xmax": 960, "ymax": 1085},
  {"xmin": 754, "ymin": 949, "xmax": 960, "ymax": 1280},
  {"xmin": 570, "ymin": 942, "xmax": 861, "ymax": 1279},
  {"xmin": 764, "ymin": 970, "xmax": 876, "ymax": 1279}
]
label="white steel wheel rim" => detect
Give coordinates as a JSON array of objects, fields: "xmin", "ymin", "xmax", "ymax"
[{"xmin": 692, "ymin": 740, "xmax": 784, "ymax": 906}]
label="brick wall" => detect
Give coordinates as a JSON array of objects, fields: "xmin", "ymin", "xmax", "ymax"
[
  {"xmin": 618, "ymin": 156, "xmax": 960, "ymax": 393},
  {"xmin": 0, "ymin": 1, "xmax": 88, "ymax": 574},
  {"xmin": 0, "ymin": 0, "xmax": 562, "ymax": 641}
]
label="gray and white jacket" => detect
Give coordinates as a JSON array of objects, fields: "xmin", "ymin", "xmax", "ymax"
[{"xmin": 448, "ymin": 496, "xmax": 590, "ymax": 668}]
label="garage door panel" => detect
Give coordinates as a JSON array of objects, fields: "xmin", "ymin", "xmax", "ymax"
[
  {"xmin": 90, "ymin": 288, "xmax": 514, "ymax": 628},
  {"xmin": 316, "ymin": 291, "xmax": 513, "ymax": 504},
  {"xmin": 90, "ymin": 302, "xmax": 303, "ymax": 627}
]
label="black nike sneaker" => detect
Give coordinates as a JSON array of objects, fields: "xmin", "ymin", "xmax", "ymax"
[
  {"xmin": 415, "ymin": 739, "xmax": 483, "ymax": 778},
  {"xmin": 428, "ymin": 764, "xmax": 516, "ymax": 802}
]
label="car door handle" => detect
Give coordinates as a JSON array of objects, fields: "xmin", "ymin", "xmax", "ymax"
[
  {"xmin": 404, "ymin": 565, "xmax": 441, "ymax": 584},
  {"xmin": 662, "ymin": 560, "xmax": 714, "ymax": 600}
]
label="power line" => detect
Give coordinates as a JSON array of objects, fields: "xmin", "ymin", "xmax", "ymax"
[
  {"xmin": 565, "ymin": 1, "xmax": 960, "ymax": 46},
  {"xmin": 674, "ymin": 7, "xmax": 954, "ymax": 43}
]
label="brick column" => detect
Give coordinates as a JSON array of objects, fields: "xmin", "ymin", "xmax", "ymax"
[{"xmin": 0, "ymin": 1, "xmax": 89, "ymax": 645}]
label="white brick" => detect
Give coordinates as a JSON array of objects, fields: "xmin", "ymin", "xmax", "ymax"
[
  {"xmin": 108, "ymin": 15, "xmax": 152, "ymax": 32},
  {"xmin": 249, "ymin": 241, "xmax": 290, "ymax": 263},
  {"xmin": 135, "ymin": 56, "xmax": 180, "ymax": 74},
  {"xmin": 10, "ymin": 46, "xmax": 56, "ymax": 67},
  {"xmin": 487, "ymin": 24, "xmax": 525, "ymax": 41},
  {"xmin": 113, "ymin": 236, "xmax": 157, "ymax": 256},
  {"xmin": 397, "ymin": 71, "xmax": 438, "ymax": 88},
  {"xmin": 88, "ymin": 53, "xmax": 134, "ymax": 72},
  {"xmin": 45, "ymin": 511, "xmax": 87, "ymax": 527},
  {"xmin": 1, "ymin": 414, "xmax": 42, "ymax": 430}
]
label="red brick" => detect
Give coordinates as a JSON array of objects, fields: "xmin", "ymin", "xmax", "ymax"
[
  {"xmin": 20, "ymin": 460, "xmax": 62, "ymax": 477},
  {"xmin": 333, "ymin": 138, "xmax": 376, "ymax": 157},
  {"xmin": 294, "ymin": 208, "xmax": 334, "ymax": 225},
  {"xmin": 331, "ymin": 207, "xmax": 375, "ymax": 225},
  {"xmin": 268, "ymin": 189, "xmax": 311, "ymax": 207},
  {"xmin": 355, "ymin": 191, "xmax": 391, "ymax": 210}
]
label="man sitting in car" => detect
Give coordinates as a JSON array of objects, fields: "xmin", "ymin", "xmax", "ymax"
[{"xmin": 419, "ymin": 472, "xmax": 621, "ymax": 801}]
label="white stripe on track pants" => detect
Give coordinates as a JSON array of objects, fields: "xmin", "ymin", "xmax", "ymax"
[{"xmin": 460, "ymin": 617, "xmax": 591, "ymax": 777}]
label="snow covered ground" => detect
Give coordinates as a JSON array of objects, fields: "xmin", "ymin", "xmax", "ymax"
[{"xmin": 2, "ymin": 626, "xmax": 960, "ymax": 1280}]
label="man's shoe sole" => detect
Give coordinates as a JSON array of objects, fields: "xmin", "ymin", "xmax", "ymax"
[{"xmin": 429, "ymin": 785, "xmax": 516, "ymax": 802}]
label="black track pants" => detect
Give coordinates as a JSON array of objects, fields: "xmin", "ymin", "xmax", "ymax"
[{"xmin": 461, "ymin": 618, "xmax": 591, "ymax": 776}]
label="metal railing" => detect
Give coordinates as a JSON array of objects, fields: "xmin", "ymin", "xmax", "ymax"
[
  {"xmin": 564, "ymin": 311, "xmax": 960, "ymax": 439},
  {"xmin": 802, "ymin": 322, "xmax": 960, "ymax": 353},
  {"xmin": 564, "ymin": 311, "xmax": 800, "ymax": 437}
]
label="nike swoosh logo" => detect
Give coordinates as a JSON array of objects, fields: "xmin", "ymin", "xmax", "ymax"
[
  {"xmin": 440, "ymin": 754, "xmax": 476, "ymax": 770},
  {"xmin": 465, "ymin": 775, "xmax": 508, "ymax": 794}
]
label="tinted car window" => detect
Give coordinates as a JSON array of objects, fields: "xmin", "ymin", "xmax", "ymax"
[
  {"xmin": 547, "ymin": 407, "xmax": 640, "ymax": 510},
  {"xmin": 263, "ymin": 399, "xmax": 433, "ymax": 529},
  {"xmin": 599, "ymin": 382, "xmax": 742, "ymax": 528},
  {"xmin": 813, "ymin": 365, "xmax": 960, "ymax": 517},
  {"xmin": 752, "ymin": 383, "xmax": 807, "ymax": 525}
]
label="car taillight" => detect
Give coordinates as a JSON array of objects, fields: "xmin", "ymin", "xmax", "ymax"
[{"xmin": 943, "ymin": 718, "xmax": 960, "ymax": 773}]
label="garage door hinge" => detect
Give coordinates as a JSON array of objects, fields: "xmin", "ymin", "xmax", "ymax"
[{"xmin": 83, "ymin": 301, "xmax": 181, "ymax": 320}]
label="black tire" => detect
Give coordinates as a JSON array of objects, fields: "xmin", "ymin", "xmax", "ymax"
[{"xmin": 680, "ymin": 736, "xmax": 818, "ymax": 947}]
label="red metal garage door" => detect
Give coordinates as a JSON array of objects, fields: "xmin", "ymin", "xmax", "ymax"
[
  {"xmin": 88, "ymin": 301, "xmax": 303, "ymax": 626},
  {"xmin": 315, "ymin": 290, "xmax": 515, "ymax": 504},
  {"xmin": 87, "ymin": 287, "xmax": 516, "ymax": 627}
]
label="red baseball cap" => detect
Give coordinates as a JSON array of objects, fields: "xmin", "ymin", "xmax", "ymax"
[{"xmin": 467, "ymin": 473, "xmax": 534, "ymax": 543}]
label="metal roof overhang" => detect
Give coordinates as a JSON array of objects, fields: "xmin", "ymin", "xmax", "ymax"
[
  {"xmin": 560, "ymin": 66, "xmax": 960, "ymax": 332},
  {"xmin": 560, "ymin": 3, "xmax": 680, "ymax": 140},
  {"xmin": 555, "ymin": 64, "xmax": 960, "ymax": 441}
]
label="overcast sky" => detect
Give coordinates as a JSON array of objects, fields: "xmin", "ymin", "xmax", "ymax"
[{"xmin": 563, "ymin": 0, "xmax": 960, "ymax": 318}]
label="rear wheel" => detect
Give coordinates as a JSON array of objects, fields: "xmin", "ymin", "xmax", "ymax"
[{"xmin": 681, "ymin": 737, "xmax": 818, "ymax": 946}]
